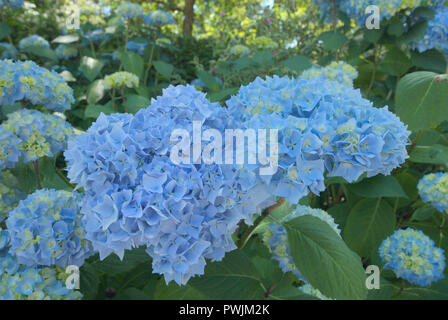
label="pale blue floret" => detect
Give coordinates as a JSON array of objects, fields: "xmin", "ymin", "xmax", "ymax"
[
  {"xmin": 6, "ymin": 189, "xmax": 93, "ymax": 267},
  {"xmin": 379, "ymin": 228, "xmax": 445, "ymax": 286},
  {"xmin": 144, "ymin": 10, "xmax": 174, "ymax": 26},
  {"xmin": 417, "ymin": 172, "xmax": 448, "ymax": 213},
  {"xmin": 116, "ymin": 2, "xmax": 144, "ymax": 20}
]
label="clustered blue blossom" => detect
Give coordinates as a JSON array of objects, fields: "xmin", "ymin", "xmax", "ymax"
[
  {"xmin": 1, "ymin": 109, "xmax": 74, "ymax": 164},
  {"xmin": 6, "ymin": 189, "xmax": 92, "ymax": 267},
  {"xmin": 263, "ymin": 205, "xmax": 341, "ymax": 282},
  {"xmin": 191, "ymin": 76, "xmax": 223, "ymax": 90},
  {"xmin": 0, "ymin": 126, "xmax": 21, "ymax": 170},
  {"xmin": 116, "ymin": 1, "xmax": 144, "ymax": 20},
  {"xmin": 0, "ymin": 43, "xmax": 18, "ymax": 59},
  {"xmin": 83, "ymin": 29, "xmax": 109, "ymax": 44},
  {"xmin": 0, "ymin": 0, "xmax": 24, "ymax": 8},
  {"xmin": 417, "ymin": 172, "xmax": 448, "ymax": 213},
  {"xmin": 18, "ymin": 35, "xmax": 50, "ymax": 53},
  {"xmin": 226, "ymin": 76, "xmax": 410, "ymax": 204},
  {"xmin": 0, "ymin": 170, "xmax": 25, "ymax": 222},
  {"xmin": 0, "ymin": 229, "xmax": 82, "ymax": 300},
  {"xmin": 300, "ymin": 61, "xmax": 358, "ymax": 87},
  {"xmin": 55, "ymin": 45, "xmax": 78, "ymax": 60},
  {"xmin": 0, "ymin": 60, "xmax": 74, "ymax": 112},
  {"xmin": 65, "ymin": 85, "xmax": 275, "ymax": 285},
  {"xmin": 410, "ymin": 5, "xmax": 448, "ymax": 55},
  {"xmin": 126, "ymin": 41, "xmax": 148, "ymax": 55},
  {"xmin": 379, "ymin": 228, "xmax": 445, "ymax": 286},
  {"xmin": 144, "ymin": 10, "xmax": 174, "ymax": 26}
]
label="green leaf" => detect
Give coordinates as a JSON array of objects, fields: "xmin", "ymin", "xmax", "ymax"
[
  {"xmin": 155, "ymin": 282, "xmax": 208, "ymax": 300},
  {"xmin": 327, "ymin": 202, "xmax": 351, "ymax": 231},
  {"xmin": 364, "ymin": 28, "xmax": 384, "ymax": 44},
  {"xmin": 84, "ymin": 103, "xmax": 114, "ymax": 119},
  {"xmin": 207, "ymin": 87, "xmax": 238, "ymax": 102},
  {"xmin": 52, "ymin": 34, "xmax": 79, "ymax": 44},
  {"xmin": 39, "ymin": 157, "xmax": 72, "ymax": 191},
  {"xmin": 279, "ymin": 55, "xmax": 313, "ymax": 73},
  {"xmin": 189, "ymin": 250, "xmax": 265, "ymax": 299},
  {"xmin": 387, "ymin": 20, "xmax": 404, "ymax": 37},
  {"xmin": 120, "ymin": 52, "xmax": 144, "ymax": 79},
  {"xmin": 409, "ymin": 144, "xmax": 448, "ymax": 165},
  {"xmin": 253, "ymin": 50, "xmax": 274, "ymax": 66},
  {"xmin": 153, "ymin": 60, "xmax": 173, "ymax": 79},
  {"xmin": 25, "ymin": 46, "xmax": 58, "ymax": 62},
  {"xmin": 413, "ymin": 6, "xmax": 435, "ymax": 20},
  {"xmin": 317, "ymin": 31, "xmax": 347, "ymax": 51},
  {"xmin": 232, "ymin": 57, "xmax": 256, "ymax": 70},
  {"xmin": 0, "ymin": 22, "xmax": 12, "ymax": 41},
  {"xmin": 197, "ymin": 70, "xmax": 220, "ymax": 91},
  {"xmin": 411, "ymin": 49, "xmax": 447, "ymax": 73},
  {"xmin": 284, "ymin": 216, "xmax": 367, "ymax": 299},
  {"xmin": 395, "ymin": 72, "xmax": 448, "ymax": 131},
  {"xmin": 80, "ymin": 263, "xmax": 99, "ymax": 300},
  {"xmin": 399, "ymin": 21, "xmax": 428, "ymax": 44},
  {"xmin": 114, "ymin": 288, "xmax": 151, "ymax": 300},
  {"xmin": 394, "ymin": 279, "xmax": 448, "ymax": 300},
  {"xmin": 92, "ymin": 247, "xmax": 151, "ymax": 274},
  {"xmin": 79, "ymin": 56, "xmax": 104, "ymax": 82},
  {"xmin": 411, "ymin": 205, "xmax": 437, "ymax": 221},
  {"xmin": 60, "ymin": 70, "xmax": 76, "ymax": 82},
  {"xmin": 347, "ymin": 175, "xmax": 408, "ymax": 199},
  {"xmin": 126, "ymin": 94, "xmax": 150, "ymax": 114},
  {"xmin": 343, "ymin": 198, "xmax": 396, "ymax": 257},
  {"xmin": 87, "ymin": 80, "xmax": 105, "ymax": 105},
  {"xmin": 379, "ymin": 47, "xmax": 412, "ymax": 76}
]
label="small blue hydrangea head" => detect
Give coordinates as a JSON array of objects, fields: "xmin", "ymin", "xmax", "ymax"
[
  {"xmin": 410, "ymin": 6, "xmax": 448, "ymax": 55},
  {"xmin": 230, "ymin": 44, "xmax": 251, "ymax": 57},
  {"xmin": 55, "ymin": 45, "xmax": 78, "ymax": 60},
  {"xmin": 103, "ymin": 71, "xmax": 139, "ymax": 89},
  {"xmin": 6, "ymin": 189, "xmax": 93, "ymax": 267},
  {"xmin": 0, "ymin": 170, "xmax": 25, "ymax": 222},
  {"xmin": 65, "ymin": 85, "xmax": 275, "ymax": 285},
  {"xmin": 227, "ymin": 75, "xmax": 410, "ymax": 204},
  {"xmin": 0, "ymin": 60, "xmax": 75, "ymax": 112},
  {"xmin": 263, "ymin": 205, "xmax": 341, "ymax": 281},
  {"xmin": 0, "ymin": 43, "xmax": 18, "ymax": 59},
  {"xmin": 300, "ymin": 61, "xmax": 358, "ymax": 87},
  {"xmin": 1, "ymin": 109, "xmax": 75, "ymax": 163},
  {"xmin": 126, "ymin": 41, "xmax": 148, "ymax": 55},
  {"xmin": 83, "ymin": 29, "xmax": 108, "ymax": 44},
  {"xmin": 0, "ymin": 126, "xmax": 21, "ymax": 170},
  {"xmin": 18, "ymin": 35, "xmax": 50, "ymax": 53},
  {"xmin": 0, "ymin": 0, "xmax": 24, "ymax": 8},
  {"xmin": 116, "ymin": 1, "xmax": 144, "ymax": 20},
  {"xmin": 379, "ymin": 228, "xmax": 445, "ymax": 286},
  {"xmin": 144, "ymin": 10, "xmax": 174, "ymax": 26},
  {"xmin": 417, "ymin": 172, "xmax": 448, "ymax": 213}
]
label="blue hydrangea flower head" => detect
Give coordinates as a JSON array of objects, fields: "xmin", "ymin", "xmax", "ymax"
[
  {"xmin": 379, "ymin": 228, "xmax": 445, "ymax": 286},
  {"xmin": 1, "ymin": 109, "xmax": 74, "ymax": 163},
  {"xmin": 0, "ymin": 170, "xmax": 25, "ymax": 222},
  {"xmin": 418, "ymin": 172, "xmax": 448, "ymax": 213},
  {"xmin": 227, "ymin": 76, "xmax": 410, "ymax": 204},
  {"xmin": 116, "ymin": 1, "xmax": 144, "ymax": 20},
  {"xmin": 230, "ymin": 44, "xmax": 251, "ymax": 56},
  {"xmin": 264, "ymin": 205, "xmax": 341, "ymax": 281},
  {"xmin": 6, "ymin": 189, "xmax": 92, "ymax": 267},
  {"xmin": 191, "ymin": 76, "xmax": 223, "ymax": 90},
  {"xmin": 0, "ymin": 59, "xmax": 74, "ymax": 112},
  {"xmin": 83, "ymin": 29, "xmax": 108, "ymax": 44},
  {"xmin": 0, "ymin": 0, "xmax": 24, "ymax": 8},
  {"xmin": 0, "ymin": 126, "xmax": 21, "ymax": 170},
  {"xmin": 18, "ymin": 35, "xmax": 50, "ymax": 53},
  {"xmin": 65, "ymin": 85, "xmax": 275, "ymax": 285},
  {"xmin": 410, "ymin": 6, "xmax": 448, "ymax": 54},
  {"xmin": 300, "ymin": 61, "xmax": 358, "ymax": 87},
  {"xmin": 144, "ymin": 10, "xmax": 174, "ymax": 26},
  {"xmin": 55, "ymin": 45, "xmax": 78, "ymax": 60},
  {"xmin": 0, "ymin": 43, "xmax": 18, "ymax": 59},
  {"xmin": 126, "ymin": 41, "xmax": 148, "ymax": 55}
]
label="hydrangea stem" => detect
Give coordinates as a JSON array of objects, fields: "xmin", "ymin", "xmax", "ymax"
[
  {"xmin": 238, "ymin": 198, "xmax": 286, "ymax": 249},
  {"xmin": 121, "ymin": 88, "xmax": 128, "ymax": 113},
  {"xmin": 33, "ymin": 160, "xmax": 42, "ymax": 190},
  {"xmin": 143, "ymin": 32, "xmax": 157, "ymax": 85}
]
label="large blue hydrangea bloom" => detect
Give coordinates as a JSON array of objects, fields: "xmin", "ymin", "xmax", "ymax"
[
  {"xmin": 144, "ymin": 10, "xmax": 174, "ymax": 26},
  {"xmin": 226, "ymin": 75, "xmax": 410, "ymax": 204},
  {"xmin": 65, "ymin": 85, "xmax": 275, "ymax": 285},
  {"xmin": 300, "ymin": 61, "xmax": 358, "ymax": 87},
  {"xmin": 6, "ymin": 189, "xmax": 93, "ymax": 267},
  {"xmin": 263, "ymin": 205, "xmax": 341, "ymax": 282},
  {"xmin": 18, "ymin": 35, "xmax": 50, "ymax": 53},
  {"xmin": 126, "ymin": 41, "xmax": 148, "ymax": 55},
  {"xmin": 0, "ymin": 60, "xmax": 74, "ymax": 112},
  {"xmin": 55, "ymin": 45, "xmax": 78, "ymax": 60},
  {"xmin": 1, "ymin": 109, "xmax": 74, "ymax": 164},
  {"xmin": 0, "ymin": 229, "xmax": 82, "ymax": 300},
  {"xmin": 0, "ymin": 43, "xmax": 18, "ymax": 59},
  {"xmin": 116, "ymin": 1, "xmax": 144, "ymax": 20},
  {"xmin": 379, "ymin": 228, "xmax": 445, "ymax": 286},
  {"xmin": 417, "ymin": 172, "xmax": 448, "ymax": 213},
  {"xmin": 410, "ymin": 6, "xmax": 448, "ymax": 55}
]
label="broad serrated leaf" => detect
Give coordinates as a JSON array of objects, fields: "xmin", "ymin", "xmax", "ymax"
[
  {"xmin": 279, "ymin": 55, "xmax": 313, "ymax": 73},
  {"xmin": 52, "ymin": 34, "xmax": 79, "ymax": 44},
  {"xmin": 317, "ymin": 31, "xmax": 347, "ymax": 51},
  {"xmin": 120, "ymin": 52, "xmax": 144, "ymax": 79},
  {"xmin": 79, "ymin": 56, "xmax": 104, "ymax": 82},
  {"xmin": 125, "ymin": 94, "xmax": 150, "ymax": 114},
  {"xmin": 80, "ymin": 263, "xmax": 99, "ymax": 300},
  {"xmin": 347, "ymin": 175, "xmax": 408, "ymax": 199},
  {"xmin": 92, "ymin": 247, "xmax": 151, "ymax": 274},
  {"xmin": 87, "ymin": 79, "xmax": 105, "ymax": 105},
  {"xmin": 153, "ymin": 60, "xmax": 173, "ymax": 79}
]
